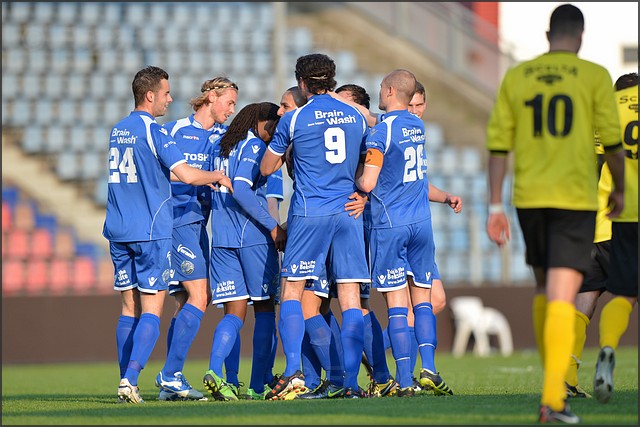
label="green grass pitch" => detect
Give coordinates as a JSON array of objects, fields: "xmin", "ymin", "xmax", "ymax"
[{"xmin": 2, "ymin": 346, "xmax": 637, "ymax": 425}]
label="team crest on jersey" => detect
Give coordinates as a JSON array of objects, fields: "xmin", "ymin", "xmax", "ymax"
[
  {"xmin": 252, "ymin": 145, "xmax": 260, "ymax": 154},
  {"xmin": 181, "ymin": 260, "xmax": 194, "ymax": 275},
  {"xmin": 537, "ymin": 74, "xmax": 562, "ymax": 85}
]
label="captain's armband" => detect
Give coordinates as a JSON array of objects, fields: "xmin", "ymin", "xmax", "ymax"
[{"xmin": 364, "ymin": 148, "xmax": 383, "ymax": 168}]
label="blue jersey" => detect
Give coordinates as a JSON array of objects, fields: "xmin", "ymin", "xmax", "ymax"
[
  {"xmin": 266, "ymin": 168, "xmax": 284, "ymax": 203},
  {"xmin": 268, "ymin": 94, "xmax": 368, "ymax": 216},
  {"xmin": 164, "ymin": 115, "xmax": 226, "ymax": 227},
  {"xmin": 365, "ymin": 110, "xmax": 431, "ymax": 228},
  {"xmin": 211, "ymin": 130, "xmax": 277, "ymax": 248},
  {"xmin": 103, "ymin": 110, "xmax": 186, "ymax": 242}
]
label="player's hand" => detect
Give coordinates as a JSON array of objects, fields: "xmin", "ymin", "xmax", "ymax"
[
  {"xmin": 209, "ymin": 170, "xmax": 233, "ymax": 193},
  {"xmin": 606, "ymin": 189, "xmax": 624, "ymax": 219},
  {"xmin": 271, "ymin": 224, "xmax": 287, "ymax": 252},
  {"xmin": 345, "ymin": 191, "xmax": 368, "ymax": 219},
  {"xmin": 486, "ymin": 212, "xmax": 510, "ymax": 247},
  {"xmin": 445, "ymin": 194, "xmax": 463, "ymax": 213}
]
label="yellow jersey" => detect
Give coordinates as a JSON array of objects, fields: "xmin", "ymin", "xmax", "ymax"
[
  {"xmin": 487, "ymin": 52, "xmax": 622, "ymax": 210},
  {"xmin": 612, "ymin": 84, "xmax": 638, "ymax": 223}
]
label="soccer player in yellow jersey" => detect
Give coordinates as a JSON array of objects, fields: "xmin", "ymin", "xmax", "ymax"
[
  {"xmin": 485, "ymin": 4, "xmax": 626, "ymax": 424},
  {"xmin": 592, "ymin": 72, "xmax": 638, "ymax": 404},
  {"xmin": 565, "ymin": 73, "xmax": 639, "ymax": 401}
]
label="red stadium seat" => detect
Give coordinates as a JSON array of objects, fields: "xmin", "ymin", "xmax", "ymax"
[
  {"xmin": 54, "ymin": 228, "xmax": 76, "ymax": 258},
  {"xmin": 13, "ymin": 201, "xmax": 35, "ymax": 231},
  {"xmin": 49, "ymin": 258, "xmax": 71, "ymax": 295},
  {"xmin": 24, "ymin": 258, "xmax": 49, "ymax": 295},
  {"xmin": 6, "ymin": 228, "xmax": 30, "ymax": 259},
  {"xmin": 2, "ymin": 201, "xmax": 12, "ymax": 232},
  {"xmin": 30, "ymin": 228, "xmax": 54, "ymax": 259},
  {"xmin": 71, "ymin": 256, "xmax": 96, "ymax": 294},
  {"xmin": 2, "ymin": 259, "xmax": 25, "ymax": 296}
]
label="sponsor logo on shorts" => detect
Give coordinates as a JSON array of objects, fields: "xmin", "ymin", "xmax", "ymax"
[
  {"xmin": 181, "ymin": 260, "xmax": 194, "ymax": 275},
  {"xmin": 215, "ymin": 280, "xmax": 236, "ymax": 297},
  {"xmin": 377, "ymin": 274, "xmax": 386, "ymax": 284},
  {"xmin": 177, "ymin": 244, "xmax": 196, "ymax": 260},
  {"xmin": 148, "ymin": 277, "xmax": 158, "ymax": 287},
  {"xmin": 116, "ymin": 269, "xmax": 130, "ymax": 286},
  {"xmin": 320, "ymin": 279, "xmax": 328, "ymax": 290}
]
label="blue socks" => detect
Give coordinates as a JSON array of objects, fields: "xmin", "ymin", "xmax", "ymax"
[
  {"xmin": 225, "ymin": 334, "xmax": 241, "ymax": 386},
  {"xmin": 166, "ymin": 317, "xmax": 176, "ymax": 355},
  {"xmin": 301, "ymin": 329, "xmax": 322, "ymax": 390},
  {"xmin": 124, "ymin": 313, "xmax": 161, "ymax": 385},
  {"xmin": 324, "ymin": 310, "xmax": 345, "ymax": 387},
  {"xmin": 409, "ymin": 326, "xmax": 418, "ymax": 377},
  {"xmin": 249, "ymin": 311, "xmax": 276, "ymax": 393},
  {"xmin": 340, "ymin": 308, "xmax": 364, "ymax": 390},
  {"xmin": 209, "ymin": 314, "xmax": 243, "ymax": 377},
  {"xmin": 388, "ymin": 306, "xmax": 412, "ymax": 388},
  {"xmin": 369, "ymin": 310, "xmax": 391, "ymax": 383},
  {"xmin": 162, "ymin": 304, "xmax": 203, "ymax": 377},
  {"xmin": 414, "ymin": 302, "xmax": 437, "ymax": 373},
  {"xmin": 278, "ymin": 300, "xmax": 304, "ymax": 377},
  {"xmin": 305, "ymin": 314, "xmax": 332, "ymax": 374},
  {"xmin": 116, "ymin": 315, "xmax": 138, "ymax": 378}
]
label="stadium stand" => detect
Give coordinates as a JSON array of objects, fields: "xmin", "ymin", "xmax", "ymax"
[{"xmin": 1, "ymin": 2, "xmax": 531, "ymax": 298}]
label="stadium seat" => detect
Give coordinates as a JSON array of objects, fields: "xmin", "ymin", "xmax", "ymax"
[
  {"xmin": 13, "ymin": 201, "xmax": 36, "ymax": 231},
  {"xmin": 45, "ymin": 127, "xmax": 67, "ymax": 154},
  {"xmin": 32, "ymin": 2, "xmax": 55, "ymax": 24},
  {"xmin": 72, "ymin": 49, "xmax": 93, "ymax": 74},
  {"xmin": 57, "ymin": 99, "xmax": 77, "ymax": 126},
  {"xmin": 56, "ymin": 152, "xmax": 80, "ymax": 181},
  {"xmin": 27, "ymin": 49, "xmax": 48, "ymax": 74},
  {"xmin": 22, "ymin": 73, "xmax": 41, "ymax": 101},
  {"xmin": 79, "ymin": 2, "xmax": 101, "ymax": 26},
  {"xmin": 6, "ymin": 228, "xmax": 30, "ymax": 259},
  {"xmin": 71, "ymin": 25, "xmax": 92, "ymax": 50},
  {"xmin": 8, "ymin": 3, "xmax": 31, "ymax": 24},
  {"xmin": 96, "ymin": 256, "xmax": 115, "ymax": 290},
  {"xmin": 2, "ymin": 201, "xmax": 13, "ymax": 233},
  {"xmin": 2, "ymin": 74, "xmax": 19, "ymax": 101},
  {"xmin": 48, "ymin": 24, "xmax": 69, "ymax": 49},
  {"xmin": 49, "ymin": 258, "xmax": 71, "ymax": 295},
  {"xmin": 450, "ymin": 296, "xmax": 513, "ymax": 357},
  {"xmin": 4, "ymin": 48, "xmax": 27, "ymax": 74},
  {"xmin": 2, "ymin": 259, "xmax": 25, "ymax": 296},
  {"xmin": 24, "ymin": 259, "xmax": 49, "ymax": 295},
  {"xmin": 24, "ymin": 23, "xmax": 47, "ymax": 48},
  {"xmin": 71, "ymin": 256, "xmax": 97, "ymax": 294},
  {"xmin": 44, "ymin": 74, "xmax": 65, "ymax": 100},
  {"xmin": 30, "ymin": 228, "xmax": 54, "ymax": 259},
  {"xmin": 79, "ymin": 99, "xmax": 100, "ymax": 125},
  {"xmin": 56, "ymin": 2, "xmax": 77, "ymax": 25},
  {"xmin": 80, "ymin": 151, "xmax": 103, "ymax": 180},
  {"xmin": 21, "ymin": 125, "xmax": 45, "ymax": 154}
]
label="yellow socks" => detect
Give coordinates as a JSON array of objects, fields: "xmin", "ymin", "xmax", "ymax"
[
  {"xmin": 532, "ymin": 294, "xmax": 547, "ymax": 365},
  {"xmin": 599, "ymin": 297, "xmax": 633, "ymax": 349},
  {"xmin": 541, "ymin": 300, "xmax": 575, "ymax": 411},
  {"xmin": 565, "ymin": 310, "xmax": 589, "ymax": 387}
]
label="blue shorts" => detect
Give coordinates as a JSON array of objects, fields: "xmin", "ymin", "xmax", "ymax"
[
  {"xmin": 370, "ymin": 219, "xmax": 436, "ymax": 292},
  {"xmin": 210, "ymin": 244, "xmax": 279, "ymax": 305},
  {"xmin": 169, "ymin": 221, "xmax": 210, "ymax": 295},
  {"xmin": 281, "ymin": 212, "xmax": 370, "ymax": 284},
  {"xmin": 109, "ymin": 239, "xmax": 172, "ymax": 294}
]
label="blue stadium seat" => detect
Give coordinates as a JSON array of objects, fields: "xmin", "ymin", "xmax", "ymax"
[
  {"xmin": 71, "ymin": 25, "xmax": 92, "ymax": 50},
  {"xmin": 10, "ymin": 99, "xmax": 32, "ymax": 127},
  {"xmin": 43, "ymin": 74, "xmax": 65, "ymax": 100},
  {"xmin": 2, "ymin": 22, "xmax": 22, "ymax": 47},
  {"xmin": 27, "ymin": 49, "xmax": 48, "ymax": 74},
  {"xmin": 48, "ymin": 24, "xmax": 68, "ymax": 49},
  {"xmin": 22, "ymin": 73, "xmax": 41, "ymax": 101},
  {"xmin": 33, "ymin": 2, "xmax": 55, "ymax": 24},
  {"xmin": 2, "ymin": 74, "xmax": 19, "ymax": 101},
  {"xmin": 56, "ymin": 2, "xmax": 77, "ymax": 25},
  {"xmin": 8, "ymin": 3, "xmax": 31, "ymax": 24},
  {"xmin": 56, "ymin": 152, "xmax": 80, "ymax": 181},
  {"xmin": 79, "ymin": 100, "xmax": 100, "ymax": 126},
  {"xmin": 57, "ymin": 99, "xmax": 77, "ymax": 126},
  {"xmin": 21, "ymin": 125, "xmax": 44, "ymax": 154},
  {"xmin": 72, "ymin": 49, "xmax": 93, "ymax": 74},
  {"xmin": 45, "ymin": 127, "xmax": 67, "ymax": 154},
  {"xmin": 80, "ymin": 151, "xmax": 103, "ymax": 180},
  {"xmin": 4, "ymin": 48, "xmax": 27, "ymax": 74},
  {"xmin": 68, "ymin": 126, "xmax": 88, "ymax": 153}
]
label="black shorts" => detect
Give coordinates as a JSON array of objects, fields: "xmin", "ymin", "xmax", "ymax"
[
  {"xmin": 579, "ymin": 240, "xmax": 610, "ymax": 293},
  {"xmin": 517, "ymin": 208, "xmax": 596, "ymax": 275},
  {"xmin": 606, "ymin": 222, "xmax": 638, "ymax": 297}
]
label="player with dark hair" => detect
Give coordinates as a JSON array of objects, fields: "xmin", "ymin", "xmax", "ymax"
[
  {"xmin": 485, "ymin": 4, "xmax": 625, "ymax": 423},
  {"xmin": 106, "ymin": 66, "xmax": 232, "ymax": 404},
  {"xmin": 591, "ymin": 72, "xmax": 638, "ymax": 404},
  {"xmin": 336, "ymin": 84, "xmax": 371, "ymax": 109},
  {"xmin": 261, "ymin": 53, "xmax": 371, "ymax": 399},
  {"xmin": 154, "ymin": 76, "xmax": 238, "ymax": 402},
  {"xmin": 203, "ymin": 102, "xmax": 285, "ymax": 401}
]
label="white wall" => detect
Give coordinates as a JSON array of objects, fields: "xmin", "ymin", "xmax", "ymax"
[{"xmin": 499, "ymin": 2, "xmax": 638, "ymax": 81}]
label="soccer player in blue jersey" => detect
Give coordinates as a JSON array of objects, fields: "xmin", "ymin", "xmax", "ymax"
[
  {"xmin": 355, "ymin": 69, "xmax": 442, "ymax": 398},
  {"xmin": 203, "ymin": 102, "xmax": 286, "ymax": 401},
  {"xmin": 104, "ymin": 66, "xmax": 232, "ymax": 404},
  {"xmin": 154, "ymin": 77, "xmax": 238, "ymax": 401},
  {"xmin": 260, "ymin": 53, "xmax": 371, "ymax": 399}
]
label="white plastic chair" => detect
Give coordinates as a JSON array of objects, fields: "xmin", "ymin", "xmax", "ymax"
[{"xmin": 450, "ymin": 296, "xmax": 513, "ymax": 358}]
